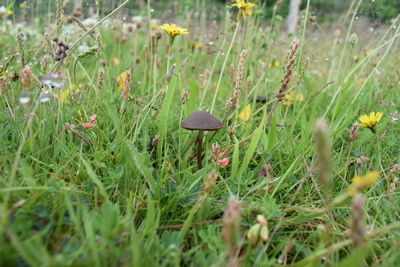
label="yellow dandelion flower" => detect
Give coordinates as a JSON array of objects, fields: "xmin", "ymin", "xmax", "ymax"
[
  {"xmin": 150, "ymin": 23, "xmax": 158, "ymax": 29},
  {"xmin": 116, "ymin": 71, "xmax": 127, "ymax": 90},
  {"xmin": 232, "ymin": 0, "xmax": 256, "ymax": 19},
  {"xmin": 358, "ymin": 112, "xmax": 382, "ymax": 133},
  {"xmin": 239, "ymin": 104, "xmax": 251, "ymax": 121},
  {"xmin": 6, "ymin": 9, "xmax": 13, "ymax": 15},
  {"xmin": 159, "ymin": 24, "xmax": 189, "ymax": 43},
  {"xmin": 347, "ymin": 171, "xmax": 379, "ymax": 196},
  {"xmin": 19, "ymin": 3, "xmax": 26, "ymax": 8}
]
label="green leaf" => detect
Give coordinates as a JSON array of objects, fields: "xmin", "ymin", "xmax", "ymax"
[
  {"xmin": 126, "ymin": 141, "xmax": 156, "ymax": 191},
  {"xmin": 238, "ymin": 115, "xmax": 267, "ymax": 179},
  {"xmin": 81, "ymin": 157, "xmax": 109, "ymax": 200},
  {"xmin": 230, "ymin": 139, "xmax": 240, "ymax": 177}
]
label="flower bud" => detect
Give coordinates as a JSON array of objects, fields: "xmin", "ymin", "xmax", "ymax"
[
  {"xmin": 260, "ymin": 225, "xmax": 269, "ymax": 241},
  {"xmin": 349, "ymin": 33, "xmax": 358, "ymax": 47},
  {"xmin": 256, "ymin": 215, "xmax": 267, "ymax": 226},
  {"xmin": 247, "ymin": 224, "xmax": 261, "ymax": 246}
]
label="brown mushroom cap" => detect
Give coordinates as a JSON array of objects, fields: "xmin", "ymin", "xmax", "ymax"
[{"xmin": 181, "ymin": 111, "xmax": 224, "ymax": 131}]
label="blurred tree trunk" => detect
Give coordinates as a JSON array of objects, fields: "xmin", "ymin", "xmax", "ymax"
[{"xmin": 287, "ymin": 0, "xmax": 300, "ymax": 34}]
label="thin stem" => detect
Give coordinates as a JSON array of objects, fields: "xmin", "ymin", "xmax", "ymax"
[
  {"xmin": 210, "ymin": 22, "xmax": 240, "ymax": 114},
  {"xmin": 197, "ymin": 130, "xmax": 204, "ymax": 169}
]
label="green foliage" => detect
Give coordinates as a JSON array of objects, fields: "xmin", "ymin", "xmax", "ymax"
[
  {"xmin": 0, "ymin": 0, "xmax": 400, "ymax": 266},
  {"xmin": 359, "ymin": 0, "xmax": 400, "ymax": 22}
]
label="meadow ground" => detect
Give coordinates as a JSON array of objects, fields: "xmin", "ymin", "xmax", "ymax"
[{"xmin": 0, "ymin": 0, "xmax": 400, "ymax": 266}]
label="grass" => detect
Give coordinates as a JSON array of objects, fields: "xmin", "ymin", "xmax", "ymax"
[{"xmin": 1, "ymin": 0, "xmax": 400, "ymax": 266}]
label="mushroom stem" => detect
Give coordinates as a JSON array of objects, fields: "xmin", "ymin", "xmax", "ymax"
[{"xmin": 196, "ymin": 130, "xmax": 204, "ymax": 169}]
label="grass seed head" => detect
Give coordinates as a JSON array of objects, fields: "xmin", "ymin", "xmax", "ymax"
[
  {"xmin": 235, "ymin": 49, "xmax": 248, "ymax": 93},
  {"xmin": 351, "ymin": 193, "xmax": 365, "ymax": 247},
  {"xmin": 349, "ymin": 123, "xmax": 359, "ymax": 142},
  {"xmin": 181, "ymin": 88, "xmax": 189, "ymax": 104},
  {"xmin": 277, "ymin": 40, "xmax": 299, "ymax": 102},
  {"xmin": 313, "ymin": 117, "xmax": 332, "ymax": 202},
  {"xmin": 246, "ymin": 76, "xmax": 252, "ymax": 95},
  {"xmin": 17, "ymin": 31, "xmax": 25, "ymax": 67},
  {"xmin": 0, "ymin": 77, "xmax": 5, "ymax": 95},
  {"xmin": 97, "ymin": 67, "xmax": 105, "ymax": 89},
  {"xmin": 122, "ymin": 69, "xmax": 131, "ymax": 100},
  {"xmin": 349, "ymin": 33, "xmax": 359, "ymax": 47},
  {"xmin": 21, "ymin": 66, "xmax": 32, "ymax": 89}
]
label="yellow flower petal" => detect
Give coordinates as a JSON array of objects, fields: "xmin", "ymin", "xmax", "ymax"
[
  {"xmin": 239, "ymin": 104, "xmax": 251, "ymax": 121},
  {"xmin": 375, "ymin": 112, "xmax": 382, "ymax": 122},
  {"xmin": 232, "ymin": 0, "xmax": 256, "ymax": 18},
  {"xmin": 359, "ymin": 115, "xmax": 369, "ymax": 124},
  {"xmin": 347, "ymin": 171, "xmax": 379, "ymax": 196},
  {"xmin": 357, "ymin": 112, "xmax": 382, "ymax": 132},
  {"xmin": 117, "ymin": 71, "xmax": 127, "ymax": 90},
  {"xmin": 284, "ymin": 94, "xmax": 292, "ymax": 100},
  {"xmin": 159, "ymin": 24, "xmax": 189, "ymax": 38}
]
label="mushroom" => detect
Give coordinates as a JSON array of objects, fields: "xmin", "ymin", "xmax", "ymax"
[{"xmin": 181, "ymin": 111, "xmax": 224, "ymax": 169}]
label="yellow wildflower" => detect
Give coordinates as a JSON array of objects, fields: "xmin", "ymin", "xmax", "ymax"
[
  {"xmin": 283, "ymin": 93, "xmax": 304, "ymax": 106},
  {"xmin": 0, "ymin": 6, "xmax": 13, "ymax": 16},
  {"xmin": 77, "ymin": 110, "xmax": 83, "ymax": 121},
  {"xmin": 150, "ymin": 23, "xmax": 158, "ymax": 29},
  {"xmin": 358, "ymin": 112, "xmax": 382, "ymax": 133},
  {"xmin": 19, "ymin": 3, "xmax": 26, "ymax": 8},
  {"xmin": 239, "ymin": 104, "xmax": 251, "ymax": 121},
  {"xmin": 364, "ymin": 49, "xmax": 372, "ymax": 57},
  {"xmin": 192, "ymin": 42, "xmax": 204, "ymax": 51},
  {"xmin": 116, "ymin": 71, "xmax": 127, "ymax": 90},
  {"xmin": 232, "ymin": 0, "xmax": 256, "ymax": 19},
  {"xmin": 268, "ymin": 59, "xmax": 281, "ymax": 69},
  {"xmin": 159, "ymin": 24, "xmax": 189, "ymax": 43},
  {"xmin": 113, "ymin": 57, "xmax": 120, "ymax": 66},
  {"xmin": 347, "ymin": 171, "xmax": 379, "ymax": 196},
  {"xmin": 54, "ymin": 88, "xmax": 70, "ymax": 104}
]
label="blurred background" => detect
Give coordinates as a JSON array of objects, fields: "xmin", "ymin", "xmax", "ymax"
[{"xmin": 5, "ymin": 0, "xmax": 399, "ymax": 23}]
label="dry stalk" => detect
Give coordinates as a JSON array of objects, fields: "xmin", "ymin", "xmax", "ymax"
[
  {"xmin": 351, "ymin": 193, "xmax": 365, "ymax": 247},
  {"xmin": 222, "ymin": 199, "xmax": 242, "ymax": 267}
]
